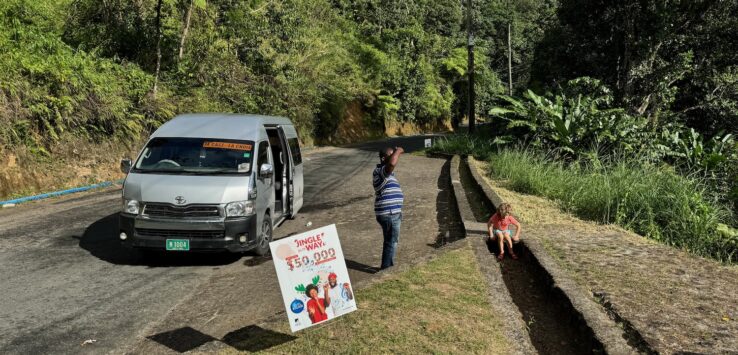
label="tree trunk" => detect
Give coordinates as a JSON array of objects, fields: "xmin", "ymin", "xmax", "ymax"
[
  {"xmin": 153, "ymin": 0, "xmax": 163, "ymax": 98},
  {"xmin": 617, "ymin": 4, "xmax": 635, "ymax": 107},
  {"xmin": 466, "ymin": 0, "xmax": 475, "ymax": 134},
  {"xmin": 178, "ymin": 0, "xmax": 194, "ymax": 61},
  {"xmin": 507, "ymin": 22, "xmax": 513, "ymax": 96}
]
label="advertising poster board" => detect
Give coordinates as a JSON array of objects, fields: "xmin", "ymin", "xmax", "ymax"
[{"xmin": 269, "ymin": 224, "xmax": 357, "ymax": 332}]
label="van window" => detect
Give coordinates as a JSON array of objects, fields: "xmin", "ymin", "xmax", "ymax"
[
  {"xmin": 287, "ymin": 138, "xmax": 302, "ymax": 165},
  {"xmin": 133, "ymin": 137, "xmax": 254, "ymax": 175},
  {"xmin": 257, "ymin": 141, "xmax": 270, "ymax": 169}
]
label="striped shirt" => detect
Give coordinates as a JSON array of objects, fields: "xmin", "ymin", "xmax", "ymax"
[{"xmin": 373, "ymin": 164, "xmax": 404, "ymax": 216}]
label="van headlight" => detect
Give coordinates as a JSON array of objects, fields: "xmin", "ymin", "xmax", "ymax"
[
  {"xmin": 123, "ymin": 199, "xmax": 140, "ymax": 215},
  {"xmin": 226, "ymin": 200, "xmax": 255, "ymax": 217}
]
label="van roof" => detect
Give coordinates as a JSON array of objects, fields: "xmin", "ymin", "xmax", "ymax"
[{"xmin": 151, "ymin": 113, "xmax": 293, "ymax": 140}]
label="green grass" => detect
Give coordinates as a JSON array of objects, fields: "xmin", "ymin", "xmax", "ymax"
[
  {"xmin": 426, "ymin": 134, "xmax": 498, "ymax": 158},
  {"xmin": 430, "ymin": 134, "xmax": 737, "ymax": 263},
  {"xmin": 222, "ymin": 247, "xmax": 511, "ymax": 354},
  {"xmin": 489, "ymin": 149, "xmax": 737, "ymax": 263}
]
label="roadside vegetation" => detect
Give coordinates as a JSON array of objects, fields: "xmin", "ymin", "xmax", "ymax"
[
  {"xmin": 430, "ymin": 80, "xmax": 738, "ymax": 263},
  {"xmin": 222, "ymin": 247, "xmax": 511, "ymax": 354},
  {"xmin": 428, "ymin": 0, "xmax": 738, "ymax": 263},
  {"xmin": 0, "ymin": 0, "xmax": 519, "ymax": 153},
  {"xmin": 2, "ymin": 0, "xmax": 545, "ymax": 197},
  {"xmin": 2, "ymin": 0, "xmax": 737, "ymax": 219},
  {"xmin": 492, "ymin": 149, "xmax": 735, "ymax": 263}
]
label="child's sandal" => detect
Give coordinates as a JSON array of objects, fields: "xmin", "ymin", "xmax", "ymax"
[
  {"xmin": 497, "ymin": 253, "xmax": 504, "ymax": 261},
  {"xmin": 511, "ymin": 253, "xmax": 519, "ymax": 260}
]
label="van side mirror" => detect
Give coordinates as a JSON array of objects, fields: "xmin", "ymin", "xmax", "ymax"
[
  {"xmin": 260, "ymin": 163, "xmax": 273, "ymax": 178},
  {"xmin": 120, "ymin": 158, "xmax": 132, "ymax": 174}
]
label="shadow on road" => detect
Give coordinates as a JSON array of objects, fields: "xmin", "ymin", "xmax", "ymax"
[
  {"xmin": 74, "ymin": 213, "xmax": 242, "ymax": 267},
  {"xmin": 429, "ymin": 158, "xmax": 465, "ymax": 248},
  {"xmin": 345, "ymin": 259, "xmax": 379, "ymax": 274},
  {"xmin": 243, "ymin": 254, "xmax": 272, "ymax": 267},
  {"xmin": 147, "ymin": 327, "xmax": 217, "ymax": 353},
  {"xmin": 147, "ymin": 325, "xmax": 296, "ymax": 353},
  {"xmin": 351, "ymin": 134, "xmax": 446, "ymax": 154},
  {"xmin": 222, "ymin": 324, "xmax": 297, "ymax": 352}
]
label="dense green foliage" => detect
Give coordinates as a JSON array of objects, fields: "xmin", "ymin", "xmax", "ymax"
[
  {"xmin": 0, "ymin": 1, "xmax": 161, "ymax": 155},
  {"xmin": 487, "ymin": 0, "xmax": 738, "ymax": 192},
  {"xmin": 490, "ymin": 77, "xmax": 737, "ymax": 164},
  {"xmin": 0, "ymin": 0, "xmax": 512, "ymax": 149},
  {"xmin": 491, "ymin": 78, "xmax": 651, "ymax": 157},
  {"xmin": 477, "ymin": 0, "xmax": 557, "ymax": 91},
  {"xmin": 487, "ymin": 76, "xmax": 738, "ymax": 217},
  {"xmin": 533, "ymin": 0, "xmax": 738, "ymax": 136}
]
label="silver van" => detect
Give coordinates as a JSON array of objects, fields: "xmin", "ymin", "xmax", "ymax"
[{"xmin": 118, "ymin": 114, "xmax": 304, "ymax": 255}]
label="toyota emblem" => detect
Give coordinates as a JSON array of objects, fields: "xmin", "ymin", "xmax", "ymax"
[{"xmin": 174, "ymin": 196, "xmax": 187, "ymax": 205}]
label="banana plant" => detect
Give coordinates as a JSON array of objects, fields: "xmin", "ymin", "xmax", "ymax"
[
  {"xmin": 666, "ymin": 128, "xmax": 735, "ymax": 171},
  {"xmin": 488, "ymin": 78, "xmax": 648, "ymax": 157}
]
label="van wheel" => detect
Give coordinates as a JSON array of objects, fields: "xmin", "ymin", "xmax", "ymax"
[{"xmin": 254, "ymin": 213, "xmax": 273, "ymax": 256}]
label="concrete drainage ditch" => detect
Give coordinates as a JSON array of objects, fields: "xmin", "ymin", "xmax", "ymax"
[
  {"xmin": 498, "ymin": 240, "xmax": 604, "ymax": 354},
  {"xmin": 450, "ymin": 155, "xmax": 639, "ymax": 354}
]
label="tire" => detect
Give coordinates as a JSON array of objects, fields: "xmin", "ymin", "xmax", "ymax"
[{"xmin": 253, "ymin": 213, "xmax": 273, "ymax": 256}]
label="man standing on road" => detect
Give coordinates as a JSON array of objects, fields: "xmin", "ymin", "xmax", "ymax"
[{"xmin": 373, "ymin": 146, "xmax": 404, "ymax": 269}]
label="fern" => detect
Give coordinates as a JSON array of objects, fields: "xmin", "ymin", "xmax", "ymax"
[{"xmin": 506, "ymin": 119, "xmax": 537, "ymax": 129}]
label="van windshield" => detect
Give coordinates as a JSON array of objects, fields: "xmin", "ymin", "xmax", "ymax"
[{"xmin": 133, "ymin": 138, "xmax": 255, "ymax": 175}]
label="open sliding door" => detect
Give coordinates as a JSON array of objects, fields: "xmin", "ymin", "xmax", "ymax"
[{"xmin": 279, "ymin": 125, "xmax": 303, "ymax": 217}]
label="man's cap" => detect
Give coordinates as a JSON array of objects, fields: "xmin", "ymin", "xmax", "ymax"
[{"xmin": 328, "ymin": 272, "xmax": 338, "ymax": 279}]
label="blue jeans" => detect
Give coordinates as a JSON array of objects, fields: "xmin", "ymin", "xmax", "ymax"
[{"xmin": 376, "ymin": 213, "xmax": 402, "ymax": 269}]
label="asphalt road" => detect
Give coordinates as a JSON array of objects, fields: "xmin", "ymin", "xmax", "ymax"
[{"xmin": 0, "ymin": 135, "xmax": 449, "ymax": 354}]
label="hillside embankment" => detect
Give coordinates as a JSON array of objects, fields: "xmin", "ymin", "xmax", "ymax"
[{"xmin": 0, "ymin": 137, "xmax": 143, "ymax": 200}]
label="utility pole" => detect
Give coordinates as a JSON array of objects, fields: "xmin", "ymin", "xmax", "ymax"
[
  {"xmin": 466, "ymin": 0, "xmax": 475, "ymax": 134},
  {"xmin": 507, "ymin": 22, "xmax": 513, "ymax": 96},
  {"xmin": 153, "ymin": 0, "xmax": 163, "ymax": 98}
]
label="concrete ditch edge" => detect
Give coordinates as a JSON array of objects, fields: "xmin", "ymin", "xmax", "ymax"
[
  {"xmin": 449, "ymin": 156, "xmax": 537, "ymax": 354},
  {"xmin": 465, "ymin": 156, "xmax": 638, "ymax": 355}
]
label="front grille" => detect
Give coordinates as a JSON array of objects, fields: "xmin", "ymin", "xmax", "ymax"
[
  {"xmin": 143, "ymin": 203, "xmax": 220, "ymax": 218},
  {"xmin": 135, "ymin": 228, "xmax": 225, "ymax": 239}
]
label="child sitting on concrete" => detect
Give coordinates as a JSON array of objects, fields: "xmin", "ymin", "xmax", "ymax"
[{"xmin": 487, "ymin": 203, "xmax": 521, "ymax": 260}]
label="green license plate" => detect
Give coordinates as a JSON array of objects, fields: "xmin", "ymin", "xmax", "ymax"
[{"xmin": 166, "ymin": 239, "xmax": 190, "ymax": 251}]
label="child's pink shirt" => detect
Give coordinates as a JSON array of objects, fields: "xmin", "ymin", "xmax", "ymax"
[{"xmin": 489, "ymin": 213, "xmax": 518, "ymax": 231}]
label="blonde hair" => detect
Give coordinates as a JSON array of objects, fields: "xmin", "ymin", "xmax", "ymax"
[{"xmin": 497, "ymin": 203, "xmax": 512, "ymax": 217}]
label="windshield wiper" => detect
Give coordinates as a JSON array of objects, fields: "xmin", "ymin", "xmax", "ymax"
[
  {"xmin": 133, "ymin": 168, "xmax": 243, "ymax": 175},
  {"xmin": 181, "ymin": 169, "xmax": 240, "ymax": 175},
  {"xmin": 134, "ymin": 168, "xmax": 183, "ymax": 174}
]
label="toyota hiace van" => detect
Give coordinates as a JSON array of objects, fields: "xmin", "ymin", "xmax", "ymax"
[{"xmin": 118, "ymin": 114, "xmax": 304, "ymax": 255}]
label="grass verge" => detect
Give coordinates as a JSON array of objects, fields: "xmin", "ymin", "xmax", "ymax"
[
  {"xmin": 429, "ymin": 135, "xmax": 737, "ymax": 263},
  {"xmin": 222, "ymin": 246, "xmax": 511, "ymax": 354},
  {"xmin": 487, "ymin": 149, "xmax": 736, "ymax": 263}
]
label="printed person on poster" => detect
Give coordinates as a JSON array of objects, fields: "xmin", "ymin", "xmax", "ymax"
[
  {"xmin": 305, "ymin": 283, "xmax": 329, "ymax": 323},
  {"xmin": 270, "ymin": 224, "xmax": 357, "ymax": 332},
  {"xmin": 322, "ymin": 272, "xmax": 353, "ymax": 318}
]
